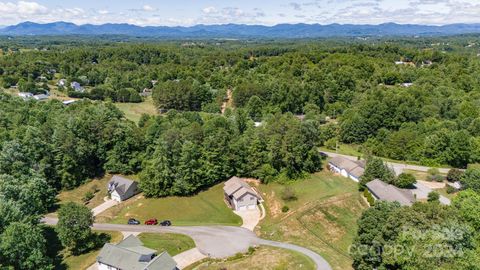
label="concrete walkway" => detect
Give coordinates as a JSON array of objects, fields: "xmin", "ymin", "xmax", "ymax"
[
  {"xmin": 173, "ymin": 248, "xmax": 207, "ymax": 269},
  {"xmin": 91, "ymin": 199, "xmax": 118, "ymax": 216},
  {"xmin": 234, "ymin": 207, "xmax": 261, "ymax": 231},
  {"xmin": 41, "ymin": 217, "xmax": 332, "ymax": 270}
]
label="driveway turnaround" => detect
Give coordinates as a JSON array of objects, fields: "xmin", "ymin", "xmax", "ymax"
[{"xmin": 41, "ymin": 217, "xmax": 332, "ymax": 270}]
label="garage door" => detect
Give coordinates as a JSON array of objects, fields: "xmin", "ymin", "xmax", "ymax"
[{"xmin": 237, "ymin": 205, "xmax": 248, "ymax": 211}]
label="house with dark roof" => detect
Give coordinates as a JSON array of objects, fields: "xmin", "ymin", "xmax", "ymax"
[
  {"xmin": 97, "ymin": 235, "xmax": 177, "ymax": 270},
  {"xmin": 107, "ymin": 175, "xmax": 139, "ymax": 202},
  {"xmin": 328, "ymin": 156, "xmax": 366, "ymax": 182},
  {"xmin": 223, "ymin": 176, "xmax": 261, "ymax": 211},
  {"xmin": 366, "ymin": 179, "xmax": 416, "ymax": 206}
]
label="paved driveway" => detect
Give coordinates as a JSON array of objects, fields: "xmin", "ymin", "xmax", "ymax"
[
  {"xmin": 234, "ymin": 207, "xmax": 261, "ymax": 231},
  {"xmin": 91, "ymin": 199, "xmax": 118, "ymax": 216},
  {"xmin": 41, "ymin": 217, "xmax": 332, "ymax": 270},
  {"xmin": 413, "ymin": 182, "xmax": 451, "ymax": 205}
]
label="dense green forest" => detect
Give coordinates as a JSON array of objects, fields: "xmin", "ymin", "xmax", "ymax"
[{"xmin": 1, "ymin": 37, "xmax": 480, "ymax": 167}]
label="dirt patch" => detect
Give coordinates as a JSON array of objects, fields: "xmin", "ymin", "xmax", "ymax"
[
  {"xmin": 417, "ymin": 180, "xmax": 446, "ymax": 189},
  {"xmin": 266, "ymin": 191, "xmax": 282, "ymax": 218},
  {"xmin": 243, "ymin": 178, "xmax": 261, "ymax": 186}
]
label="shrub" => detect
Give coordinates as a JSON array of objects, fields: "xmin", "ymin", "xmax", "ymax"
[
  {"xmin": 363, "ymin": 189, "xmax": 375, "ymax": 206},
  {"xmin": 325, "ymin": 138, "xmax": 337, "ymax": 150},
  {"xmin": 446, "ymin": 185, "xmax": 456, "ymax": 194},
  {"xmin": 282, "ymin": 206, "xmax": 290, "ymax": 213},
  {"xmin": 281, "ymin": 187, "xmax": 297, "ymax": 201},
  {"xmin": 83, "ymin": 191, "xmax": 94, "ymax": 203},
  {"xmin": 447, "ymin": 168, "xmax": 463, "ymax": 182},
  {"xmin": 427, "ymin": 191, "xmax": 440, "ymax": 202},
  {"xmin": 395, "ymin": 173, "xmax": 416, "ymax": 188},
  {"xmin": 91, "ymin": 184, "xmax": 99, "ymax": 193}
]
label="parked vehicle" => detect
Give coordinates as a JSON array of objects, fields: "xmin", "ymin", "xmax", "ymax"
[
  {"xmin": 144, "ymin": 218, "xmax": 158, "ymax": 225},
  {"xmin": 160, "ymin": 220, "xmax": 172, "ymax": 226},
  {"xmin": 128, "ymin": 218, "xmax": 140, "ymax": 225}
]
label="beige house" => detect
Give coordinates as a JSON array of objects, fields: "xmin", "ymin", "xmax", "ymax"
[{"xmin": 223, "ymin": 177, "xmax": 261, "ymax": 211}]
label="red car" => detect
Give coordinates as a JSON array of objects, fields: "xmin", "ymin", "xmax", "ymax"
[{"xmin": 144, "ymin": 218, "xmax": 158, "ymax": 225}]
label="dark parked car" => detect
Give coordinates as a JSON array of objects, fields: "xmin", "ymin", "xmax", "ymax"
[
  {"xmin": 145, "ymin": 218, "xmax": 158, "ymax": 225},
  {"xmin": 160, "ymin": 220, "xmax": 172, "ymax": 226},
  {"xmin": 128, "ymin": 218, "xmax": 140, "ymax": 225}
]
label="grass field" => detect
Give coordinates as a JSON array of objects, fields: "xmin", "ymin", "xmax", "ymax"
[
  {"xmin": 44, "ymin": 226, "xmax": 123, "ymax": 270},
  {"xmin": 138, "ymin": 233, "xmax": 195, "ymax": 256},
  {"xmin": 185, "ymin": 246, "xmax": 315, "ymax": 270},
  {"xmin": 256, "ymin": 171, "xmax": 367, "ymax": 270},
  {"xmin": 96, "ymin": 183, "xmax": 242, "ymax": 226},
  {"xmin": 115, "ymin": 96, "xmax": 158, "ymax": 123},
  {"xmin": 53, "ymin": 175, "xmax": 113, "ymax": 213}
]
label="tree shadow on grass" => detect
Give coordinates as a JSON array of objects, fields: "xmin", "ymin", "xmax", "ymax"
[
  {"xmin": 42, "ymin": 226, "xmax": 112, "ymax": 269},
  {"xmin": 42, "ymin": 226, "xmax": 67, "ymax": 270}
]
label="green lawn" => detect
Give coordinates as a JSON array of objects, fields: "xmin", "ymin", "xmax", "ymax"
[
  {"xmin": 138, "ymin": 233, "xmax": 195, "ymax": 256},
  {"xmin": 185, "ymin": 246, "xmax": 315, "ymax": 270},
  {"xmin": 319, "ymin": 144, "xmax": 363, "ymax": 157},
  {"xmin": 115, "ymin": 96, "xmax": 158, "ymax": 123},
  {"xmin": 257, "ymin": 171, "xmax": 367, "ymax": 270},
  {"xmin": 96, "ymin": 183, "xmax": 242, "ymax": 226}
]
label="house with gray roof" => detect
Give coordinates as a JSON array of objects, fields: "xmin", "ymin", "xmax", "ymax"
[
  {"xmin": 328, "ymin": 156, "xmax": 366, "ymax": 182},
  {"xmin": 366, "ymin": 179, "xmax": 416, "ymax": 206},
  {"xmin": 108, "ymin": 175, "xmax": 139, "ymax": 202},
  {"xmin": 97, "ymin": 235, "xmax": 177, "ymax": 270},
  {"xmin": 223, "ymin": 176, "xmax": 261, "ymax": 211}
]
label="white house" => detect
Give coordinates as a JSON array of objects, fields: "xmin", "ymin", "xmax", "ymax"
[
  {"xmin": 57, "ymin": 79, "xmax": 67, "ymax": 87},
  {"xmin": 223, "ymin": 176, "xmax": 261, "ymax": 211},
  {"xmin": 33, "ymin": 94, "xmax": 49, "ymax": 101},
  {"xmin": 97, "ymin": 235, "xmax": 177, "ymax": 270},
  {"xmin": 18, "ymin": 92, "xmax": 33, "ymax": 99},
  {"xmin": 107, "ymin": 175, "xmax": 139, "ymax": 202},
  {"xmin": 62, "ymin": 100, "xmax": 77, "ymax": 106},
  {"xmin": 328, "ymin": 156, "xmax": 366, "ymax": 182}
]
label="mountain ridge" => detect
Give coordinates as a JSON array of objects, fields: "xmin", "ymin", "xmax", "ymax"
[{"xmin": 2, "ymin": 21, "xmax": 480, "ymax": 38}]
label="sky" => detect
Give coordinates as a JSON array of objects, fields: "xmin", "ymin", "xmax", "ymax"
[{"xmin": 0, "ymin": 0, "xmax": 480, "ymax": 26}]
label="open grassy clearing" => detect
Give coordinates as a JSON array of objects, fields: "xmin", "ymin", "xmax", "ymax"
[
  {"xmin": 185, "ymin": 246, "xmax": 315, "ymax": 270},
  {"xmin": 256, "ymin": 171, "xmax": 367, "ymax": 270},
  {"xmin": 138, "ymin": 233, "xmax": 195, "ymax": 256},
  {"xmin": 115, "ymin": 96, "xmax": 157, "ymax": 123},
  {"xmin": 96, "ymin": 183, "xmax": 242, "ymax": 226},
  {"xmin": 48, "ymin": 175, "xmax": 112, "ymax": 217},
  {"xmin": 44, "ymin": 226, "xmax": 123, "ymax": 270}
]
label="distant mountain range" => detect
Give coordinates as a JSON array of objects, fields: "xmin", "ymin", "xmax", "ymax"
[{"xmin": 2, "ymin": 21, "xmax": 480, "ymax": 38}]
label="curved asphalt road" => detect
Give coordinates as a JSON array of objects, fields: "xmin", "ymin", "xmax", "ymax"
[{"xmin": 42, "ymin": 217, "xmax": 332, "ymax": 270}]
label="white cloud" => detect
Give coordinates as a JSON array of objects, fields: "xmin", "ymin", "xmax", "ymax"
[
  {"xmin": 0, "ymin": 1, "xmax": 47, "ymax": 15},
  {"xmin": 202, "ymin": 6, "xmax": 217, "ymax": 14},
  {"xmin": 142, "ymin": 5, "xmax": 156, "ymax": 12}
]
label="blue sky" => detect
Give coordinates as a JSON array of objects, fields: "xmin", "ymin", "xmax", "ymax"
[{"xmin": 0, "ymin": 0, "xmax": 480, "ymax": 26}]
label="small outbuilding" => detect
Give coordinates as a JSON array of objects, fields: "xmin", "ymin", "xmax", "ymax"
[
  {"xmin": 107, "ymin": 175, "xmax": 139, "ymax": 202},
  {"xmin": 223, "ymin": 176, "xmax": 261, "ymax": 211}
]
